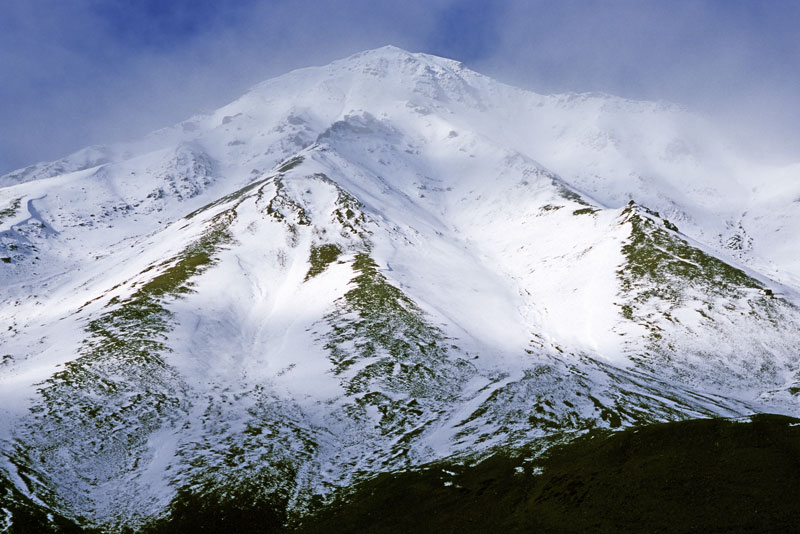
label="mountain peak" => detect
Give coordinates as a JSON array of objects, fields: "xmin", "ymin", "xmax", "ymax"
[
  {"xmin": 338, "ymin": 44, "xmax": 457, "ymax": 67},
  {"xmin": 246, "ymin": 44, "xmax": 473, "ymax": 101},
  {"xmin": 346, "ymin": 44, "xmax": 414, "ymax": 58}
]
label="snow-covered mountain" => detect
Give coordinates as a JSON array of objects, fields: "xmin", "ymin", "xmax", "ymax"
[{"xmin": 1, "ymin": 46, "xmax": 799, "ymax": 531}]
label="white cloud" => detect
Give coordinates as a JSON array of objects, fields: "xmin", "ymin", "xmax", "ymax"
[{"xmin": 1, "ymin": 0, "xmax": 797, "ymax": 173}]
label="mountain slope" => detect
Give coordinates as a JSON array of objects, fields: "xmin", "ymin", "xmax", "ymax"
[{"xmin": 1, "ymin": 46, "xmax": 799, "ymax": 531}]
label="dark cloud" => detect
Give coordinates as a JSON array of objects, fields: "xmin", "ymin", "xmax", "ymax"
[{"xmin": 1, "ymin": 0, "xmax": 797, "ymax": 173}]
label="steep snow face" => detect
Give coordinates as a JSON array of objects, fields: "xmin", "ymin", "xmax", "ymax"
[{"xmin": 1, "ymin": 46, "xmax": 799, "ymax": 529}]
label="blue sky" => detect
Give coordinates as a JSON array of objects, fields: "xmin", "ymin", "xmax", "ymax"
[{"xmin": 2, "ymin": 0, "xmax": 799, "ymax": 173}]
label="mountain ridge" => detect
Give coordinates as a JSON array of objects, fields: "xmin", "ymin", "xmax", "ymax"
[{"xmin": 1, "ymin": 46, "xmax": 799, "ymax": 530}]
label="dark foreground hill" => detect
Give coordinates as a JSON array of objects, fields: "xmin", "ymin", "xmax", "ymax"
[
  {"xmin": 6, "ymin": 414, "xmax": 798, "ymax": 533},
  {"xmin": 294, "ymin": 413, "xmax": 800, "ymax": 534}
]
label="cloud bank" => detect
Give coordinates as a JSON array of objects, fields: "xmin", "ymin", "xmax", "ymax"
[{"xmin": 1, "ymin": 0, "xmax": 798, "ymax": 173}]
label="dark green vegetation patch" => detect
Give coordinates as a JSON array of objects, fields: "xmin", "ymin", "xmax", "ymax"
[
  {"xmin": 297, "ymin": 414, "xmax": 800, "ymax": 534},
  {"xmin": 619, "ymin": 205, "xmax": 760, "ymax": 297},
  {"xmin": 325, "ymin": 253, "xmax": 473, "ymax": 400},
  {"xmin": 304, "ymin": 244, "xmax": 342, "ymax": 280},
  {"xmin": 0, "ymin": 197, "xmax": 22, "ymax": 225},
  {"xmin": 572, "ymin": 207, "xmax": 599, "ymax": 216},
  {"xmin": 615, "ymin": 204, "xmax": 777, "ymax": 333},
  {"xmin": 321, "ymin": 253, "xmax": 474, "ymax": 458},
  {"xmin": 0, "ymin": 469, "xmax": 92, "ymax": 534},
  {"xmin": 141, "ymin": 484, "xmax": 287, "ymax": 534}
]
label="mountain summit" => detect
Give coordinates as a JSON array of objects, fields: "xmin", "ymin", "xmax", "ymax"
[{"xmin": 1, "ymin": 46, "xmax": 799, "ymax": 530}]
